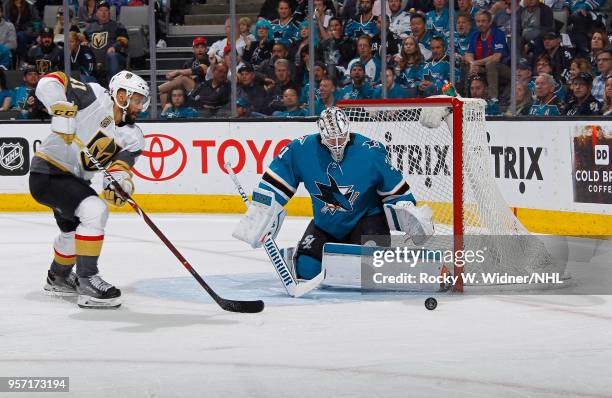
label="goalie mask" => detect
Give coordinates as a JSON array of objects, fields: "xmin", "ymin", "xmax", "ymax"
[
  {"xmin": 317, "ymin": 107, "xmax": 350, "ymax": 163},
  {"xmin": 109, "ymin": 71, "xmax": 150, "ymax": 121}
]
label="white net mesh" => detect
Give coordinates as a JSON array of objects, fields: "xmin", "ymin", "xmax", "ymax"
[{"xmin": 339, "ymin": 98, "xmax": 566, "ymax": 284}]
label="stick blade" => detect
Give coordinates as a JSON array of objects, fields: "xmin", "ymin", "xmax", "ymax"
[{"xmin": 219, "ymin": 298, "xmax": 265, "ymax": 313}]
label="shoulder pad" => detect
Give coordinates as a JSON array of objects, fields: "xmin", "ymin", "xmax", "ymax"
[{"xmin": 115, "ymin": 124, "xmax": 145, "ymax": 153}]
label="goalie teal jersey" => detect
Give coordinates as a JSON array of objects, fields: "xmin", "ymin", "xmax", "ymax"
[{"xmin": 258, "ymin": 132, "xmax": 416, "ymax": 239}]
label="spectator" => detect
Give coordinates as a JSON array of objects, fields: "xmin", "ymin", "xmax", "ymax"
[
  {"xmin": 208, "ymin": 18, "xmax": 250, "ymax": 62},
  {"xmin": 592, "ymin": 49, "xmax": 611, "ymax": 102},
  {"xmin": 313, "ymin": 0, "xmax": 336, "ymax": 36},
  {"xmin": 518, "ymin": 0, "xmax": 553, "ymax": 59},
  {"xmin": 426, "ymin": 0, "xmax": 449, "ymax": 33},
  {"xmin": 569, "ymin": 57, "xmax": 592, "ymax": 82},
  {"xmin": 529, "ymin": 73, "xmax": 563, "ymax": 115},
  {"xmin": 78, "ymin": 0, "xmax": 97, "ymax": 24},
  {"xmin": 490, "ymin": 0, "xmax": 512, "ymax": 36},
  {"xmin": 0, "ymin": 8, "xmax": 17, "ymax": 64},
  {"xmin": 589, "ymin": 30, "xmax": 609, "ymax": 75},
  {"xmin": 161, "ymin": 88, "xmax": 198, "ymax": 119},
  {"xmin": 531, "ymin": 53, "xmax": 567, "ymax": 101},
  {"xmin": 396, "ymin": 36, "xmax": 425, "ymax": 96},
  {"xmin": 316, "ymin": 17, "xmax": 356, "ymax": 79},
  {"xmin": 314, "ymin": 77, "xmax": 337, "ymax": 114},
  {"xmin": 294, "ymin": 44, "xmax": 313, "ymax": 86},
  {"xmin": 12, "ymin": 66, "xmax": 38, "ymax": 117},
  {"xmin": 601, "ymin": 75, "xmax": 612, "ymax": 115},
  {"xmin": 516, "ymin": 58, "xmax": 534, "ymax": 89},
  {"xmin": 60, "ymin": 31, "xmax": 97, "ymax": 82},
  {"xmin": 418, "ymin": 35, "xmax": 450, "ymax": 96},
  {"xmin": 565, "ymin": 72, "xmax": 602, "ymax": 115},
  {"xmin": 258, "ymin": 0, "xmax": 298, "ymax": 21},
  {"xmin": 457, "ymin": 0, "xmax": 478, "ymax": 22},
  {"xmin": 27, "ymin": 27, "xmax": 62, "ymax": 74},
  {"xmin": 410, "ymin": 14, "xmax": 436, "ymax": 60},
  {"xmin": 344, "ymin": 0, "xmax": 378, "ymax": 41},
  {"xmin": 0, "ymin": 69, "xmax": 13, "ymax": 111},
  {"xmin": 372, "ymin": 15, "xmax": 402, "ymax": 63},
  {"xmin": 338, "ymin": 62, "xmax": 374, "ymax": 100},
  {"xmin": 272, "ymin": 88, "xmax": 309, "ymax": 116},
  {"xmin": 266, "ymin": 58, "xmax": 301, "ymax": 113},
  {"xmin": 511, "ymin": 81, "xmax": 534, "ymax": 115},
  {"xmin": 339, "ymin": 0, "xmax": 359, "ymax": 21},
  {"xmin": 159, "ymin": 37, "xmax": 210, "ymax": 106},
  {"xmin": 541, "ymin": 31, "xmax": 573, "ymax": 84},
  {"xmin": 85, "ymin": 0, "xmax": 128, "ymax": 82},
  {"xmin": 387, "ymin": 0, "xmax": 412, "ymax": 40},
  {"xmin": 271, "ymin": 0, "xmax": 300, "ymax": 46},
  {"xmin": 465, "ymin": 10, "xmax": 510, "ymax": 102},
  {"xmin": 5, "ymin": 0, "xmax": 39, "ymax": 60},
  {"xmin": 299, "ymin": 60, "xmax": 326, "ymax": 104},
  {"xmin": 188, "ymin": 62, "xmax": 230, "ymax": 116},
  {"xmin": 347, "ymin": 35, "xmax": 381, "ymax": 84},
  {"xmin": 238, "ymin": 17, "xmax": 256, "ymax": 52},
  {"xmin": 53, "ymin": 6, "xmax": 77, "ymax": 37},
  {"xmin": 469, "ymin": 75, "xmax": 501, "ymax": 115},
  {"xmin": 452, "ymin": 12, "xmax": 474, "ymax": 58},
  {"xmin": 405, "ymin": 0, "xmax": 434, "ymax": 13},
  {"xmin": 236, "ymin": 97, "xmax": 266, "ymax": 118},
  {"xmin": 564, "ymin": 0, "xmax": 606, "ymax": 54},
  {"xmin": 292, "ymin": 20, "xmax": 318, "ymax": 66},
  {"xmin": 373, "ymin": 66, "xmax": 407, "ymax": 98},
  {"xmin": 237, "ymin": 63, "xmax": 269, "ymax": 114},
  {"xmin": 257, "ymin": 42, "xmax": 290, "ymax": 79},
  {"xmin": 243, "ymin": 19, "xmax": 274, "ymax": 66}
]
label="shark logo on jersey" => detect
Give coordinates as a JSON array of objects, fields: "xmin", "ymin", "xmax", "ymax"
[
  {"xmin": 313, "ymin": 173, "xmax": 359, "ymax": 215},
  {"xmin": 363, "ymin": 140, "xmax": 381, "ymax": 149}
]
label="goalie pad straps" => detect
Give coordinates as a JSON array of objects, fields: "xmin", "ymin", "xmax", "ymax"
[
  {"xmin": 232, "ymin": 187, "xmax": 287, "ymax": 249},
  {"xmin": 384, "ymin": 202, "xmax": 435, "ymax": 245},
  {"xmin": 50, "ymin": 101, "xmax": 78, "ymax": 141}
]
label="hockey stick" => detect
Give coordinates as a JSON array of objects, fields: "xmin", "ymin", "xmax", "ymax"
[
  {"xmin": 74, "ymin": 137, "xmax": 264, "ymax": 313},
  {"xmin": 225, "ymin": 162, "xmax": 324, "ymax": 297}
]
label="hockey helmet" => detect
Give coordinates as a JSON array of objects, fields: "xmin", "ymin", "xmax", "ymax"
[
  {"xmin": 317, "ymin": 106, "xmax": 350, "ymax": 163},
  {"xmin": 109, "ymin": 70, "xmax": 150, "ymax": 113}
]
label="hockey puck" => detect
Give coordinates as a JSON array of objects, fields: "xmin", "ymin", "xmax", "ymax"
[{"xmin": 424, "ymin": 297, "xmax": 437, "ymax": 310}]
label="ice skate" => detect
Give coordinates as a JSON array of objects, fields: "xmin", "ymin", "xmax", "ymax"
[
  {"xmin": 76, "ymin": 274, "xmax": 121, "ymax": 309},
  {"xmin": 44, "ymin": 270, "xmax": 78, "ymax": 296}
]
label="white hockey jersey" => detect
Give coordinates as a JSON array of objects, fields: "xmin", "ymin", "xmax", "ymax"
[{"xmin": 33, "ymin": 72, "xmax": 144, "ymax": 181}]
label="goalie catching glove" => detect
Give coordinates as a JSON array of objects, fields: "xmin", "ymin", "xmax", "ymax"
[
  {"xmin": 232, "ymin": 187, "xmax": 287, "ymax": 248},
  {"xmin": 418, "ymin": 95, "xmax": 453, "ymax": 130},
  {"xmin": 384, "ymin": 201, "xmax": 434, "ymax": 245},
  {"xmin": 102, "ymin": 161, "xmax": 134, "ymax": 207}
]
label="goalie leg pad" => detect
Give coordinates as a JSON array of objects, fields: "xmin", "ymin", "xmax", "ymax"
[
  {"xmin": 232, "ymin": 187, "xmax": 287, "ymax": 248},
  {"xmin": 384, "ymin": 202, "xmax": 434, "ymax": 245}
]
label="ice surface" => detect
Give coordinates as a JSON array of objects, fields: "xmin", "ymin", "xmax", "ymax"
[{"xmin": 0, "ymin": 213, "xmax": 611, "ymax": 398}]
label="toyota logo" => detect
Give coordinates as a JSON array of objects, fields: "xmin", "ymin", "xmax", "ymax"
[{"xmin": 132, "ymin": 133, "xmax": 187, "ymax": 181}]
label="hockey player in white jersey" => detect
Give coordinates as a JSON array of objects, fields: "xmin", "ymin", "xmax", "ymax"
[{"xmin": 29, "ymin": 70, "xmax": 150, "ymax": 308}]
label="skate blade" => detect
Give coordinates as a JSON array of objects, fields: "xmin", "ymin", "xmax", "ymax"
[
  {"xmin": 77, "ymin": 295, "xmax": 121, "ymax": 309},
  {"xmin": 44, "ymin": 285, "xmax": 78, "ymax": 297}
]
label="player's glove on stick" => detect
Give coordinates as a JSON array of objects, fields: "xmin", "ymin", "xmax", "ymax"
[
  {"xmin": 384, "ymin": 201, "xmax": 434, "ymax": 245},
  {"xmin": 102, "ymin": 160, "xmax": 134, "ymax": 207},
  {"xmin": 232, "ymin": 187, "xmax": 287, "ymax": 248}
]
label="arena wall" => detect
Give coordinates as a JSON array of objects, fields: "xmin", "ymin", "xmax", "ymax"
[{"xmin": 0, "ymin": 119, "xmax": 610, "ymax": 236}]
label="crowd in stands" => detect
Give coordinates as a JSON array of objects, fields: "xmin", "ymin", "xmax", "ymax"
[{"xmin": 0, "ymin": 0, "xmax": 611, "ymax": 119}]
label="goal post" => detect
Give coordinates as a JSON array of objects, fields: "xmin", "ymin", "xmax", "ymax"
[{"xmin": 337, "ymin": 97, "xmax": 564, "ymax": 292}]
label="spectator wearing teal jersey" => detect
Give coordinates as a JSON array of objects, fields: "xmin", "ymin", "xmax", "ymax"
[
  {"xmin": 272, "ymin": 88, "xmax": 309, "ymax": 117},
  {"xmin": 314, "ymin": 77, "xmax": 338, "ymax": 115},
  {"xmin": 469, "ymin": 75, "xmax": 501, "ymax": 115},
  {"xmin": 161, "ymin": 88, "xmax": 198, "ymax": 119},
  {"xmin": 0, "ymin": 69, "xmax": 13, "ymax": 111},
  {"xmin": 372, "ymin": 67, "xmax": 407, "ymax": 99},
  {"xmin": 529, "ymin": 73, "xmax": 564, "ymax": 115}
]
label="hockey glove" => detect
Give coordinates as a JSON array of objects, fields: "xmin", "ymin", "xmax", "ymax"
[
  {"xmin": 50, "ymin": 101, "xmax": 78, "ymax": 144},
  {"xmin": 102, "ymin": 161, "xmax": 134, "ymax": 207},
  {"xmin": 384, "ymin": 201, "xmax": 434, "ymax": 245},
  {"xmin": 232, "ymin": 187, "xmax": 287, "ymax": 248}
]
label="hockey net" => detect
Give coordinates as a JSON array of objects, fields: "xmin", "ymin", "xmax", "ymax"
[{"xmin": 337, "ymin": 97, "xmax": 565, "ymax": 291}]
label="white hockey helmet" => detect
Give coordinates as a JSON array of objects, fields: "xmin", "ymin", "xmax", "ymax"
[
  {"xmin": 317, "ymin": 106, "xmax": 350, "ymax": 163},
  {"xmin": 109, "ymin": 70, "xmax": 150, "ymax": 114}
]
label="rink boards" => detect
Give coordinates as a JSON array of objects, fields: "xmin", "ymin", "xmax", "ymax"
[{"xmin": 0, "ymin": 119, "xmax": 610, "ymax": 236}]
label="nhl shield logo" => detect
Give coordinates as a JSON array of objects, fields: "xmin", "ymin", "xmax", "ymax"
[
  {"xmin": 91, "ymin": 32, "xmax": 108, "ymax": 49},
  {"xmin": 0, "ymin": 138, "xmax": 29, "ymax": 176}
]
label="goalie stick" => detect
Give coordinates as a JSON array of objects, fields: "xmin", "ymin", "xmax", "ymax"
[
  {"xmin": 74, "ymin": 137, "xmax": 264, "ymax": 313},
  {"xmin": 225, "ymin": 162, "xmax": 325, "ymax": 298}
]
